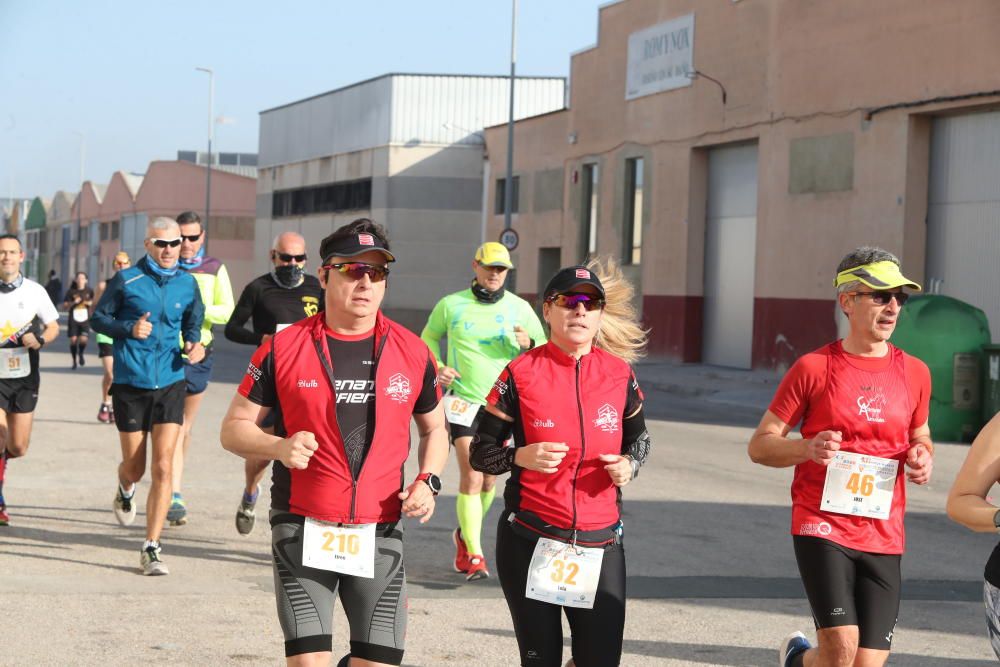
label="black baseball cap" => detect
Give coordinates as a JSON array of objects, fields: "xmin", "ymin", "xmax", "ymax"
[
  {"xmin": 543, "ymin": 266, "xmax": 605, "ymax": 300},
  {"xmin": 319, "ymin": 232, "xmax": 396, "ymax": 265}
]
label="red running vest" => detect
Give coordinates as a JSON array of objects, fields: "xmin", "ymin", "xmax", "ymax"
[
  {"xmin": 247, "ymin": 312, "xmax": 439, "ymax": 524},
  {"xmin": 488, "ymin": 343, "xmax": 637, "ymax": 531}
]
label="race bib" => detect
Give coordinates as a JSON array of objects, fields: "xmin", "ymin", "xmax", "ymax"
[
  {"xmin": 72, "ymin": 308, "xmax": 88, "ymax": 323},
  {"xmin": 275, "ymin": 323, "xmax": 291, "ymax": 333},
  {"xmin": 302, "ymin": 518, "xmax": 376, "ymax": 578},
  {"xmin": 821, "ymin": 451, "xmax": 898, "ymax": 520},
  {"xmin": 525, "ymin": 537, "xmax": 604, "ymax": 609},
  {"xmin": 444, "ymin": 394, "xmax": 480, "ymax": 427},
  {"xmin": 0, "ymin": 348, "xmax": 30, "ymax": 379}
]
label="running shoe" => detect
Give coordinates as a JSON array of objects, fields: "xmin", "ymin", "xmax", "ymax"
[
  {"xmin": 235, "ymin": 486, "xmax": 259, "ymax": 536},
  {"xmin": 0, "ymin": 502, "xmax": 8, "ymax": 526},
  {"xmin": 97, "ymin": 403, "xmax": 112, "ymax": 423},
  {"xmin": 140, "ymin": 544, "xmax": 169, "ymax": 576},
  {"xmin": 779, "ymin": 631, "xmax": 811, "ymax": 667},
  {"xmin": 466, "ymin": 554, "xmax": 490, "ymax": 581},
  {"xmin": 167, "ymin": 494, "xmax": 187, "ymax": 526},
  {"xmin": 113, "ymin": 486, "xmax": 136, "ymax": 526},
  {"xmin": 452, "ymin": 527, "xmax": 471, "ymax": 573}
]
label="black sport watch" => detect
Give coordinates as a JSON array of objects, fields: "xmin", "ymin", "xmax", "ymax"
[{"xmin": 416, "ymin": 472, "xmax": 442, "ymax": 496}]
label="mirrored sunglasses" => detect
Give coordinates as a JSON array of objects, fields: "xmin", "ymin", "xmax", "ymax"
[
  {"xmin": 323, "ymin": 262, "xmax": 390, "ymax": 282},
  {"xmin": 546, "ymin": 292, "xmax": 605, "ymax": 311}
]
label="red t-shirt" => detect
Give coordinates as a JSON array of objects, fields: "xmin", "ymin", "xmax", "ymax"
[{"xmin": 769, "ymin": 341, "xmax": 931, "ymax": 554}]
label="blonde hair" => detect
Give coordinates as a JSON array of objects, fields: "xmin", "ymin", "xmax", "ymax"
[{"xmin": 586, "ymin": 256, "xmax": 648, "ymax": 363}]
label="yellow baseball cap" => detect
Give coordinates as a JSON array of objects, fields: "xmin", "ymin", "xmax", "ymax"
[
  {"xmin": 475, "ymin": 242, "xmax": 513, "ymax": 269},
  {"xmin": 833, "ymin": 260, "xmax": 921, "ymax": 291}
]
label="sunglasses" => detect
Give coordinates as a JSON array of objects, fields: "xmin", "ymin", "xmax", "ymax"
[
  {"xmin": 151, "ymin": 238, "xmax": 182, "ymax": 248},
  {"xmin": 849, "ymin": 291, "xmax": 909, "ymax": 306},
  {"xmin": 274, "ymin": 252, "xmax": 307, "ymax": 262},
  {"xmin": 181, "ymin": 233, "xmax": 203, "ymax": 242},
  {"xmin": 546, "ymin": 292, "xmax": 605, "ymax": 311},
  {"xmin": 323, "ymin": 262, "xmax": 390, "ymax": 282}
]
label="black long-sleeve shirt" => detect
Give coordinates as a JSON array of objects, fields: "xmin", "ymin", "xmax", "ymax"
[{"xmin": 224, "ymin": 273, "xmax": 323, "ymax": 346}]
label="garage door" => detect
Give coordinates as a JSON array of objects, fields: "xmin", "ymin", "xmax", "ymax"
[
  {"xmin": 927, "ymin": 111, "xmax": 1000, "ymax": 340},
  {"xmin": 703, "ymin": 142, "xmax": 758, "ymax": 368}
]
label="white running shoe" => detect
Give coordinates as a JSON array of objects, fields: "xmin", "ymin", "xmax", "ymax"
[
  {"xmin": 113, "ymin": 486, "xmax": 136, "ymax": 526},
  {"xmin": 140, "ymin": 544, "xmax": 169, "ymax": 576}
]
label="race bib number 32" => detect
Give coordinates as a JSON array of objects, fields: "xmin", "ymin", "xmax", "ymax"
[
  {"xmin": 821, "ymin": 451, "xmax": 898, "ymax": 520},
  {"xmin": 302, "ymin": 518, "xmax": 376, "ymax": 578},
  {"xmin": 525, "ymin": 537, "xmax": 604, "ymax": 609}
]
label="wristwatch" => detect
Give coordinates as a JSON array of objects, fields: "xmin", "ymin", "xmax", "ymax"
[
  {"xmin": 415, "ymin": 472, "xmax": 442, "ymax": 496},
  {"xmin": 992, "ymin": 509, "xmax": 1000, "ymax": 533}
]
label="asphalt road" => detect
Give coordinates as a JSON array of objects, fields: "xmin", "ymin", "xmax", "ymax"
[{"xmin": 0, "ymin": 333, "xmax": 995, "ymax": 665}]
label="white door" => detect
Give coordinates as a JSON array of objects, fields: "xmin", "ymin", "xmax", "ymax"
[
  {"xmin": 927, "ymin": 111, "xmax": 1000, "ymax": 340},
  {"xmin": 703, "ymin": 142, "xmax": 758, "ymax": 368}
]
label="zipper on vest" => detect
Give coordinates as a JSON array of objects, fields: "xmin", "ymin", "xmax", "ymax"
[{"xmin": 571, "ymin": 357, "xmax": 587, "ymax": 532}]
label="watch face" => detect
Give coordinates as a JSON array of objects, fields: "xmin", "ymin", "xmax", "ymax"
[{"xmin": 428, "ymin": 474, "xmax": 442, "ymax": 493}]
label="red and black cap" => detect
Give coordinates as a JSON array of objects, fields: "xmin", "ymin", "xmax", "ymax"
[
  {"xmin": 543, "ymin": 266, "xmax": 605, "ymax": 300},
  {"xmin": 319, "ymin": 232, "xmax": 396, "ymax": 265}
]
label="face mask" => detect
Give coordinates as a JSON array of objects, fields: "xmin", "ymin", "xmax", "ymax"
[{"xmin": 272, "ymin": 264, "xmax": 305, "ymax": 289}]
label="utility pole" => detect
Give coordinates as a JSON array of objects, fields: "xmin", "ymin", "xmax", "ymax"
[
  {"xmin": 196, "ymin": 67, "xmax": 214, "ymax": 250},
  {"xmin": 503, "ymin": 0, "xmax": 518, "ymax": 231}
]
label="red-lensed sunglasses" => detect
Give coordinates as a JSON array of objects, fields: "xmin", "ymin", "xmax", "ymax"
[
  {"xmin": 323, "ymin": 262, "xmax": 390, "ymax": 282},
  {"xmin": 546, "ymin": 292, "xmax": 605, "ymax": 311}
]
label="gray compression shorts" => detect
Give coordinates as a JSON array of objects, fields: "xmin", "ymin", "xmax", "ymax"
[{"xmin": 270, "ymin": 511, "xmax": 407, "ymax": 663}]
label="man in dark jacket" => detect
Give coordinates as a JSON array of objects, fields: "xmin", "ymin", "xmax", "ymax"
[{"xmin": 92, "ymin": 217, "xmax": 205, "ymax": 576}]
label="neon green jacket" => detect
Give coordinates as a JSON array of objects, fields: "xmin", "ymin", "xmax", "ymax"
[
  {"xmin": 420, "ymin": 288, "xmax": 546, "ymax": 404},
  {"xmin": 182, "ymin": 256, "xmax": 234, "ymax": 347}
]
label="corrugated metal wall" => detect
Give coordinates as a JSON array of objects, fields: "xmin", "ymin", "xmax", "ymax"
[{"xmin": 927, "ymin": 110, "xmax": 1000, "ymax": 340}]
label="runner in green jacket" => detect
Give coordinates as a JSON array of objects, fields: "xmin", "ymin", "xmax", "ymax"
[{"xmin": 420, "ymin": 242, "xmax": 546, "ymax": 580}]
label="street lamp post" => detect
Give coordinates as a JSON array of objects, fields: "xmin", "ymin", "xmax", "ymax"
[
  {"xmin": 503, "ymin": 0, "xmax": 517, "ymax": 232},
  {"xmin": 195, "ymin": 67, "xmax": 213, "ymax": 247}
]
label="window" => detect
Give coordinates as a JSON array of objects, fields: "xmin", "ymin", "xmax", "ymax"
[
  {"xmin": 623, "ymin": 158, "xmax": 644, "ymax": 265},
  {"xmin": 99, "ymin": 222, "xmax": 109, "ymax": 241},
  {"xmin": 272, "ymin": 179, "xmax": 372, "ymax": 218},
  {"xmin": 580, "ymin": 164, "xmax": 598, "ymax": 260},
  {"xmin": 495, "ymin": 176, "xmax": 520, "ymax": 215},
  {"xmin": 111, "ymin": 220, "xmax": 119, "ymax": 240}
]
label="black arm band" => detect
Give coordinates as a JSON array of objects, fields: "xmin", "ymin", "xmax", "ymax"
[
  {"xmin": 621, "ymin": 407, "xmax": 650, "ymax": 474},
  {"xmin": 469, "ymin": 410, "xmax": 515, "ymax": 475}
]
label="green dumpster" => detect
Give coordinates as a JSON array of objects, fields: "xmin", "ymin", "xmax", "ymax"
[
  {"xmin": 983, "ymin": 344, "xmax": 1000, "ymax": 424},
  {"xmin": 890, "ymin": 294, "xmax": 990, "ymax": 442}
]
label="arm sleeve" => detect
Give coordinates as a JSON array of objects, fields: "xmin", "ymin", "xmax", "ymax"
[
  {"xmin": 469, "ymin": 409, "xmax": 516, "ymax": 474},
  {"xmin": 237, "ymin": 340, "xmax": 278, "ymax": 407},
  {"xmin": 621, "ymin": 406, "xmax": 650, "ymax": 474},
  {"xmin": 419, "ymin": 299, "xmax": 448, "ymax": 367},
  {"xmin": 413, "ymin": 353, "xmax": 442, "ymax": 414},
  {"xmin": 204, "ymin": 264, "xmax": 235, "ymax": 325},
  {"xmin": 181, "ymin": 281, "xmax": 205, "ymax": 344},
  {"xmin": 224, "ymin": 282, "xmax": 263, "ymax": 345},
  {"xmin": 90, "ymin": 274, "xmax": 135, "ymax": 339}
]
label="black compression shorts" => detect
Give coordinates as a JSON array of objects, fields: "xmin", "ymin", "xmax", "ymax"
[
  {"xmin": 270, "ymin": 511, "xmax": 407, "ymax": 663},
  {"xmin": 793, "ymin": 535, "xmax": 901, "ymax": 650}
]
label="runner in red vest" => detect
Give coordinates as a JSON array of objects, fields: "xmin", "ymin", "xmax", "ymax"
[
  {"xmin": 220, "ymin": 218, "xmax": 449, "ymax": 667},
  {"xmin": 470, "ymin": 259, "xmax": 650, "ymax": 667},
  {"xmin": 748, "ymin": 246, "xmax": 934, "ymax": 667}
]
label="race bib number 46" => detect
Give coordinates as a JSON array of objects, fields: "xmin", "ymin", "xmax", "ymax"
[
  {"xmin": 302, "ymin": 518, "xmax": 376, "ymax": 578},
  {"xmin": 821, "ymin": 451, "xmax": 898, "ymax": 520},
  {"xmin": 525, "ymin": 537, "xmax": 604, "ymax": 609}
]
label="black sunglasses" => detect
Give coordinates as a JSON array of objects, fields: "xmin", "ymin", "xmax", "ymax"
[
  {"xmin": 849, "ymin": 291, "xmax": 909, "ymax": 306},
  {"xmin": 323, "ymin": 262, "xmax": 390, "ymax": 282},
  {"xmin": 274, "ymin": 252, "xmax": 307, "ymax": 263},
  {"xmin": 546, "ymin": 292, "xmax": 605, "ymax": 311},
  {"xmin": 151, "ymin": 238, "xmax": 182, "ymax": 248},
  {"xmin": 181, "ymin": 233, "xmax": 203, "ymax": 242}
]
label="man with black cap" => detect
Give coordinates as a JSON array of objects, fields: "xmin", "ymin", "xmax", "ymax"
[
  {"xmin": 221, "ymin": 217, "xmax": 449, "ymax": 667},
  {"xmin": 224, "ymin": 230, "xmax": 323, "ymax": 535},
  {"xmin": 421, "ymin": 241, "xmax": 545, "ymax": 581}
]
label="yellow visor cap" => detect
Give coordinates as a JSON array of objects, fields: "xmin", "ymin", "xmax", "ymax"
[{"xmin": 834, "ymin": 260, "xmax": 921, "ymax": 291}]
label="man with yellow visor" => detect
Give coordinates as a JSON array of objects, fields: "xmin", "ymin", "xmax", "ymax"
[{"xmin": 748, "ymin": 246, "xmax": 934, "ymax": 667}]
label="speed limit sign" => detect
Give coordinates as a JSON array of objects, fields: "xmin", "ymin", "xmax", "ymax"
[{"xmin": 499, "ymin": 228, "xmax": 519, "ymax": 251}]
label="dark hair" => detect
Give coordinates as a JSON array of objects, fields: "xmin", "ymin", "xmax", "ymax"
[
  {"xmin": 319, "ymin": 218, "xmax": 390, "ymax": 258},
  {"xmin": 175, "ymin": 211, "xmax": 202, "ymax": 226},
  {"xmin": 0, "ymin": 234, "xmax": 21, "ymax": 248}
]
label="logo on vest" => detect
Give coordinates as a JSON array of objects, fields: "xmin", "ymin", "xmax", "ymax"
[
  {"xmin": 800, "ymin": 521, "xmax": 832, "ymax": 536},
  {"xmin": 493, "ymin": 378, "xmax": 508, "ymax": 396},
  {"xmin": 246, "ymin": 361, "xmax": 262, "ymax": 382},
  {"xmin": 533, "ymin": 419, "xmax": 555, "ymax": 428},
  {"xmin": 594, "ymin": 404, "xmax": 619, "ymax": 433},
  {"xmin": 857, "ymin": 395, "xmax": 886, "ymax": 423},
  {"xmin": 297, "ymin": 379, "xmax": 318, "ymax": 389},
  {"xmin": 385, "ymin": 373, "xmax": 411, "ymax": 403}
]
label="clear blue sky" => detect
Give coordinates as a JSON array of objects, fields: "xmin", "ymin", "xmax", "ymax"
[{"xmin": 0, "ymin": 0, "xmax": 608, "ymax": 200}]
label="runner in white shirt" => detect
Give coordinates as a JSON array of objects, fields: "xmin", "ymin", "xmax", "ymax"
[{"xmin": 0, "ymin": 234, "xmax": 61, "ymax": 525}]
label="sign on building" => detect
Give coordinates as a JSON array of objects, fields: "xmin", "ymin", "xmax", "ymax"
[{"xmin": 625, "ymin": 14, "xmax": 695, "ymax": 101}]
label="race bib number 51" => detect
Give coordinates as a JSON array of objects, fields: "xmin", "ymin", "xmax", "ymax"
[
  {"xmin": 0, "ymin": 348, "xmax": 30, "ymax": 380},
  {"xmin": 821, "ymin": 451, "xmax": 898, "ymax": 520},
  {"xmin": 525, "ymin": 537, "xmax": 604, "ymax": 609},
  {"xmin": 302, "ymin": 518, "xmax": 376, "ymax": 578}
]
